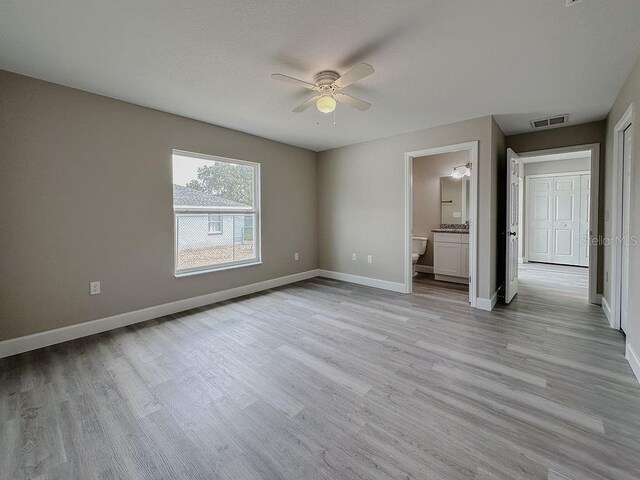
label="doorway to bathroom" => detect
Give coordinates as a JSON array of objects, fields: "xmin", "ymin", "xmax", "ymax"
[{"xmin": 404, "ymin": 142, "xmax": 478, "ymax": 307}]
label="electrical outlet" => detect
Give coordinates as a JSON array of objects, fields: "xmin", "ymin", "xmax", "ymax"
[
  {"xmin": 90, "ymin": 281, "xmax": 101, "ymax": 295},
  {"xmin": 367, "ymin": 255, "xmax": 373, "ymax": 264},
  {"xmin": 294, "ymin": 252, "xmax": 299, "ymax": 261},
  {"xmin": 352, "ymin": 253, "xmax": 357, "ymax": 261}
]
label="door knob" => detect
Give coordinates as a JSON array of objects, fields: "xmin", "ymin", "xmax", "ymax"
[{"xmin": 509, "ymin": 231, "xmax": 517, "ymax": 236}]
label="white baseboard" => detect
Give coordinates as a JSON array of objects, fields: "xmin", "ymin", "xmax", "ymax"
[
  {"xmin": 0, "ymin": 269, "xmax": 320, "ymax": 359},
  {"xmin": 415, "ymin": 265, "xmax": 434, "ymax": 274},
  {"xmin": 601, "ymin": 296, "xmax": 613, "ymax": 327},
  {"xmin": 317, "ymin": 269, "xmax": 407, "ymax": 293},
  {"xmin": 476, "ymin": 290, "xmax": 498, "ymax": 312},
  {"xmin": 626, "ymin": 343, "xmax": 640, "ymax": 385}
]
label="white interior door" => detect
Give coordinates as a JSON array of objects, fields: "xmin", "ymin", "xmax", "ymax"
[
  {"xmin": 552, "ymin": 175, "xmax": 581, "ymax": 265},
  {"xmin": 527, "ymin": 174, "xmax": 584, "ymax": 266},
  {"xmin": 505, "ymin": 149, "xmax": 520, "ymax": 304},
  {"xmin": 621, "ymin": 124, "xmax": 633, "ymax": 332},
  {"xmin": 528, "ymin": 177, "xmax": 554, "ymax": 263}
]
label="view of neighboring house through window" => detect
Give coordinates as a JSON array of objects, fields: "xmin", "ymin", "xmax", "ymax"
[
  {"xmin": 208, "ymin": 214, "xmax": 223, "ymax": 234},
  {"xmin": 172, "ymin": 150, "xmax": 260, "ymax": 275}
]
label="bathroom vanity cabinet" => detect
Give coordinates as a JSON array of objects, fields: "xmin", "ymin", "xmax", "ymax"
[{"xmin": 433, "ymin": 232, "xmax": 469, "ymax": 284}]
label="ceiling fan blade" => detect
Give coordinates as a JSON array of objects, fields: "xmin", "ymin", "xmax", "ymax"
[
  {"xmin": 334, "ymin": 63, "xmax": 375, "ymax": 88},
  {"xmin": 335, "ymin": 93, "xmax": 371, "ymax": 111},
  {"xmin": 292, "ymin": 96, "xmax": 319, "ymax": 113},
  {"xmin": 271, "ymin": 73, "xmax": 317, "ymax": 90}
]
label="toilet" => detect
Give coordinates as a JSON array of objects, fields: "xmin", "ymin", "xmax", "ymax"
[{"xmin": 412, "ymin": 236, "xmax": 428, "ymax": 277}]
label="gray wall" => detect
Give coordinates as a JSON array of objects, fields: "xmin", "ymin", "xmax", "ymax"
[
  {"xmin": 412, "ymin": 151, "xmax": 469, "ymax": 267},
  {"xmin": 604, "ymin": 53, "xmax": 640, "ymax": 354},
  {"xmin": 318, "ymin": 116, "xmax": 501, "ymax": 301},
  {"xmin": 0, "ymin": 70, "xmax": 318, "ymax": 341},
  {"xmin": 506, "ymin": 121, "xmax": 606, "ymax": 155}
]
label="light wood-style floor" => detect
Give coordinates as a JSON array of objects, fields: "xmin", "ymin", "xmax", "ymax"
[
  {"xmin": 519, "ymin": 261, "xmax": 589, "ymax": 299},
  {"xmin": 2, "ymin": 264, "xmax": 639, "ymax": 480}
]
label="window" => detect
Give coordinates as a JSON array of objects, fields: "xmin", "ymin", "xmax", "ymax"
[
  {"xmin": 172, "ymin": 150, "xmax": 260, "ymax": 275},
  {"xmin": 208, "ymin": 214, "xmax": 223, "ymax": 234}
]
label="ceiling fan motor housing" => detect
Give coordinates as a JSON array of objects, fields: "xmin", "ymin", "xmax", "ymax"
[{"xmin": 315, "ymin": 71, "xmax": 340, "ymax": 89}]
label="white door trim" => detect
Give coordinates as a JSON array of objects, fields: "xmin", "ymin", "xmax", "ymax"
[
  {"xmin": 404, "ymin": 141, "xmax": 479, "ymax": 308},
  {"xmin": 611, "ymin": 103, "xmax": 634, "ymax": 330},
  {"xmin": 518, "ymin": 143, "xmax": 600, "ymax": 305},
  {"xmin": 525, "ymin": 171, "xmax": 590, "ymax": 179}
]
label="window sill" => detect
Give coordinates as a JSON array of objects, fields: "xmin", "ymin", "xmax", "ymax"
[{"xmin": 174, "ymin": 260, "xmax": 262, "ymax": 278}]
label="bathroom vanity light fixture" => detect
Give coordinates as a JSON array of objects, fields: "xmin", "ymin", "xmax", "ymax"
[{"xmin": 450, "ymin": 163, "xmax": 471, "ymax": 179}]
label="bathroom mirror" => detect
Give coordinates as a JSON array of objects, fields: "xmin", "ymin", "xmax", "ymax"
[{"xmin": 440, "ymin": 176, "xmax": 470, "ymax": 225}]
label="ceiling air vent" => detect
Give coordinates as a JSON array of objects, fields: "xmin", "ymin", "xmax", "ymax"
[
  {"xmin": 566, "ymin": 0, "xmax": 585, "ymax": 6},
  {"xmin": 530, "ymin": 114, "xmax": 569, "ymax": 130}
]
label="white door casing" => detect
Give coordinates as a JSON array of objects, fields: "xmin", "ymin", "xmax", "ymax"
[
  {"xmin": 505, "ymin": 149, "xmax": 520, "ymax": 304},
  {"xmin": 610, "ymin": 105, "xmax": 633, "ymax": 328},
  {"xmin": 579, "ymin": 175, "xmax": 590, "ymax": 267},
  {"xmin": 404, "ymin": 141, "xmax": 478, "ymax": 308},
  {"xmin": 621, "ymin": 125, "xmax": 633, "ymax": 332},
  {"xmin": 518, "ymin": 143, "xmax": 599, "ymax": 305}
]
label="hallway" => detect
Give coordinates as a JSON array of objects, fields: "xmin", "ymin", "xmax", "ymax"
[{"xmin": 518, "ymin": 262, "xmax": 589, "ymax": 300}]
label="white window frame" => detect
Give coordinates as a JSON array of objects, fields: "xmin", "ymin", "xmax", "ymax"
[
  {"xmin": 208, "ymin": 214, "xmax": 223, "ymax": 235},
  {"xmin": 172, "ymin": 150, "xmax": 261, "ymax": 276}
]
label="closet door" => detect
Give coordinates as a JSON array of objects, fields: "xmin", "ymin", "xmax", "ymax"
[
  {"xmin": 528, "ymin": 177, "xmax": 554, "ymax": 263},
  {"xmin": 551, "ymin": 175, "xmax": 581, "ymax": 265},
  {"xmin": 578, "ymin": 174, "xmax": 591, "ymax": 267}
]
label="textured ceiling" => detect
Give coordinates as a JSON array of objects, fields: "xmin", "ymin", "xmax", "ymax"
[{"xmin": 1, "ymin": 0, "xmax": 639, "ymax": 151}]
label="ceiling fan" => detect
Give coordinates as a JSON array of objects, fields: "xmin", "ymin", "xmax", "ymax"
[{"xmin": 271, "ymin": 63, "xmax": 374, "ymax": 114}]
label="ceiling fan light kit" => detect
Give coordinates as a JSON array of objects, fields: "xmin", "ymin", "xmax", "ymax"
[
  {"xmin": 316, "ymin": 95, "xmax": 336, "ymax": 113},
  {"xmin": 271, "ymin": 63, "xmax": 374, "ymax": 115}
]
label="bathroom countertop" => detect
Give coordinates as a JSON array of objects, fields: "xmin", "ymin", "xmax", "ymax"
[{"xmin": 432, "ymin": 229, "xmax": 469, "ymax": 234}]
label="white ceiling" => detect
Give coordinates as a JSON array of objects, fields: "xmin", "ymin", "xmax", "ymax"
[{"xmin": 1, "ymin": 0, "xmax": 639, "ymax": 152}]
